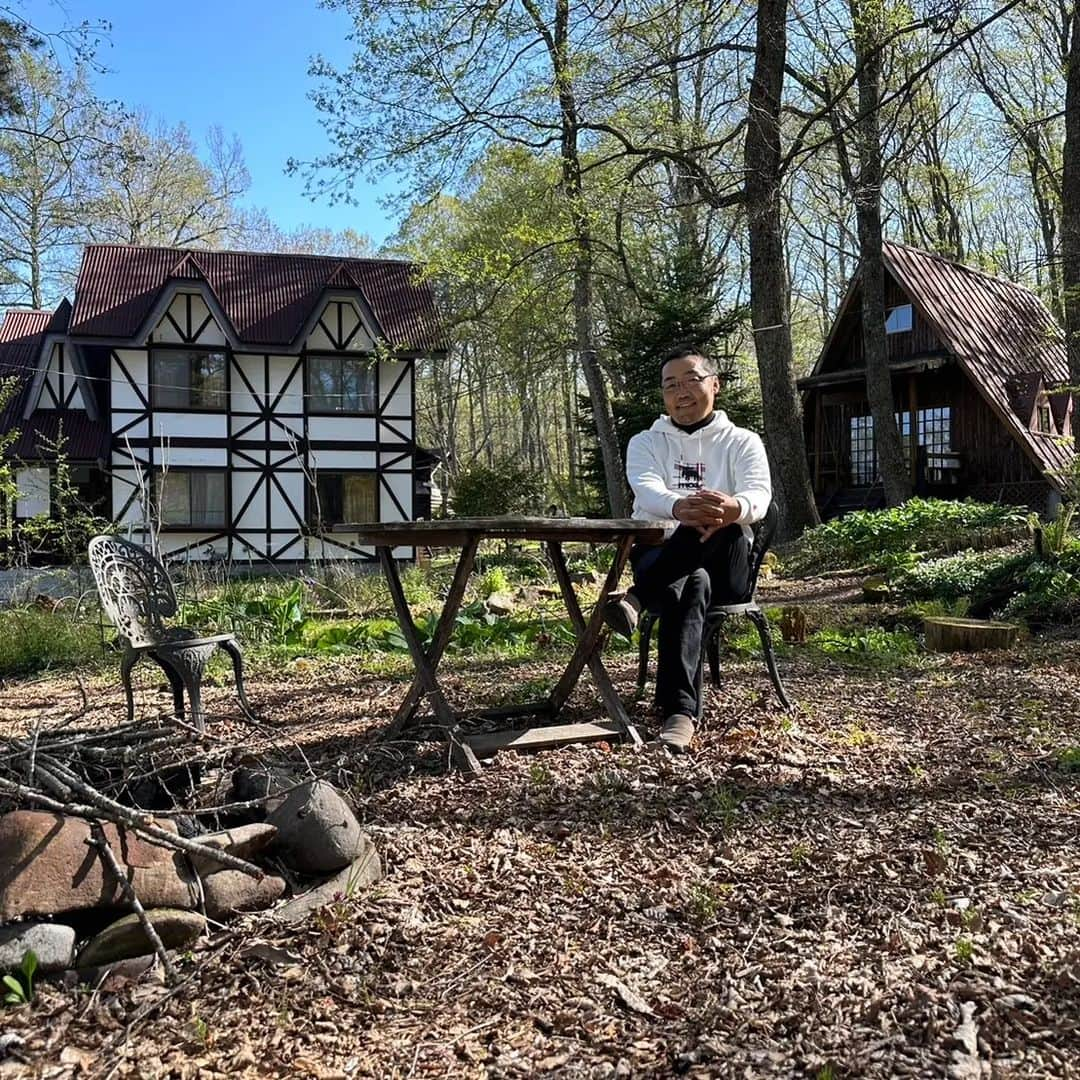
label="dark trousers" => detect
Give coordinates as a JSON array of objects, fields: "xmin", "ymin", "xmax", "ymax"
[{"xmin": 629, "ymin": 524, "xmax": 750, "ymax": 719}]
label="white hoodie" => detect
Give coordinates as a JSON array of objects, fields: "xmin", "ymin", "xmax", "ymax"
[{"xmin": 626, "ymin": 411, "xmax": 772, "ymax": 537}]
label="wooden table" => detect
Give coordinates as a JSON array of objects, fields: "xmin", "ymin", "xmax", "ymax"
[{"xmin": 334, "ymin": 518, "xmax": 665, "ymax": 773}]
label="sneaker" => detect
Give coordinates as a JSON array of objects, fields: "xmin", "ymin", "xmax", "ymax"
[
  {"xmin": 659, "ymin": 714, "xmax": 695, "ymax": 753},
  {"xmin": 603, "ymin": 593, "xmax": 640, "ymax": 639}
]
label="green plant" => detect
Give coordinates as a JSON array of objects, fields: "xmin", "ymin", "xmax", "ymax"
[
  {"xmin": 451, "ymin": 459, "xmax": 547, "ymax": 518},
  {"xmin": 786, "ymin": 498, "xmax": 1027, "ymax": 576},
  {"xmin": 478, "ymin": 565, "xmax": 511, "ymax": 598},
  {"xmin": 0, "ymin": 607, "xmax": 102, "ymax": 678},
  {"xmin": 954, "ymin": 936, "xmax": 974, "ymax": 963},
  {"xmin": 686, "ymin": 881, "xmax": 732, "ymax": 924},
  {"xmin": 810, "ymin": 627, "xmax": 920, "ymax": 668},
  {"xmin": 1057, "ymin": 747, "xmax": 1080, "ymax": 771},
  {"xmin": 3, "ymin": 950, "xmax": 37, "ymax": 1005},
  {"xmin": 698, "ymin": 784, "xmax": 743, "ymax": 830}
]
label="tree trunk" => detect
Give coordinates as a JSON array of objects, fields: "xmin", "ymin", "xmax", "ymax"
[
  {"xmin": 744, "ymin": 0, "xmax": 819, "ymax": 538},
  {"xmin": 527, "ymin": 0, "xmax": 628, "ymax": 516},
  {"xmin": 852, "ymin": 0, "xmax": 911, "ymax": 506},
  {"xmin": 1063, "ymin": 2, "xmax": 1080, "ymax": 413}
]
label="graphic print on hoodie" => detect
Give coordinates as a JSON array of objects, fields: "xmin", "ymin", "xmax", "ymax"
[
  {"xmin": 674, "ymin": 459, "xmax": 707, "ymax": 491},
  {"xmin": 625, "ymin": 410, "xmax": 773, "ymax": 537}
]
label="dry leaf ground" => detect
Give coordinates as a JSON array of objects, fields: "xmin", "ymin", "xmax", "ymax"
[{"xmin": 1, "ymin": 577, "xmax": 1079, "ymax": 1079}]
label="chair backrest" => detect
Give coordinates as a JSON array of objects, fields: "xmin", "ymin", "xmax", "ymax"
[
  {"xmin": 88, "ymin": 535, "xmax": 178, "ymax": 648},
  {"xmin": 746, "ymin": 501, "xmax": 779, "ymax": 598}
]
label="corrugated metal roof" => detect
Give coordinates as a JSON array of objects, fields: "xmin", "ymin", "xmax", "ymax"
[
  {"xmin": 881, "ymin": 242, "xmax": 1073, "ymax": 489},
  {"xmin": 0, "ymin": 309, "xmax": 52, "ymax": 436},
  {"xmin": 12, "ymin": 409, "xmax": 111, "ymax": 461},
  {"xmin": 69, "ymin": 244, "xmax": 447, "ymax": 352}
]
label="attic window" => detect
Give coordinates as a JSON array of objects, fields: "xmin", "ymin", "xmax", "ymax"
[
  {"xmin": 1036, "ymin": 403, "xmax": 1052, "ymax": 433},
  {"xmin": 885, "ymin": 304, "xmax": 913, "ymax": 334}
]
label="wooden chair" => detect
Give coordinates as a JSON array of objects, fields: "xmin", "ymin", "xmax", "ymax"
[
  {"xmin": 635, "ymin": 502, "xmax": 792, "ymax": 713},
  {"xmin": 88, "ymin": 535, "xmax": 254, "ymax": 732}
]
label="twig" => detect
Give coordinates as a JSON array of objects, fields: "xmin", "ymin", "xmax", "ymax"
[
  {"xmin": 6, "ymin": 763, "xmax": 265, "ymax": 879},
  {"xmin": 88, "ymin": 824, "xmax": 178, "ymax": 982}
]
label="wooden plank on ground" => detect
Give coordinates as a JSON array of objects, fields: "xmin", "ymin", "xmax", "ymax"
[{"xmin": 465, "ymin": 721, "xmax": 633, "ymax": 758}]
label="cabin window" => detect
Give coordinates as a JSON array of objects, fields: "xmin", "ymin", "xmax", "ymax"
[
  {"xmin": 1036, "ymin": 404, "xmax": 1052, "ymax": 433},
  {"xmin": 850, "ymin": 415, "xmax": 876, "ymax": 485},
  {"xmin": 311, "ymin": 472, "xmax": 378, "ymax": 526},
  {"xmin": 885, "ymin": 304, "xmax": 913, "ymax": 334},
  {"xmin": 155, "ymin": 470, "xmax": 227, "ymax": 528},
  {"xmin": 919, "ymin": 407, "xmax": 952, "ymax": 454},
  {"xmin": 151, "ymin": 350, "xmax": 227, "ymax": 410},
  {"xmin": 307, "ymin": 355, "xmax": 377, "ymax": 414}
]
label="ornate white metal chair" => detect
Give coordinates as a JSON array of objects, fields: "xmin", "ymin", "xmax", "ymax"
[{"xmin": 88, "ymin": 535, "xmax": 254, "ymax": 732}]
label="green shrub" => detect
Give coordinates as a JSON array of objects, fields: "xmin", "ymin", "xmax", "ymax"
[
  {"xmin": 787, "ymin": 498, "xmax": 1027, "ymax": 575},
  {"xmin": 450, "ymin": 459, "xmax": 547, "ymax": 518},
  {"xmin": 893, "ymin": 549, "xmax": 1030, "ymax": 602},
  {"xmin": 809, "ymin": 627, "xmax": 921, "ymax": 668},
  {"xmin": 0, "ymin": 607, "xmax": 102, "ymax": 677}
]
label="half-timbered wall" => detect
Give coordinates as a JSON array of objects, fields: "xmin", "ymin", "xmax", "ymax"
[
  {"xmin": 109, "ymin": 289, "xmax": 415, "ymax": 562},
  {"xmin": 36, "ymin": 343, "xmax": 89, "ymax": 412}
]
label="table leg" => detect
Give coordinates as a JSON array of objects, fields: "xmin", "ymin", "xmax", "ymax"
[
  {"xmin": 378, "ymin": 545, "xmax": 458, "ymax": 730},
  {"xmin": 386, "ymin": 535, "xmax": 481, "ymax": 736},
  {"xmin": 545, "ymin": 538, "xmax": 642, "ymax": 745}
]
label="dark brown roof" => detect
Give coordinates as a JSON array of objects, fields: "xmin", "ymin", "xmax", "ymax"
[
  {"xmin": 0, "ymin": 309, "xmax": 52, "ymax": 435},
  {"xmin": 12, "ymin": 409, "xmax": 111, "ymax": 461},
  {"xmin": 69, "ymin": 245, "xmax": 447, "ymax": 352},
  {"xmin": 881, "ymin": 241, "xmax": 1071, "ymax": 489}
]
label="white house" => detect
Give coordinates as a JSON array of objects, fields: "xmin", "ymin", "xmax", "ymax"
[{"xmin": 0, "ymin": 244, "xmax": 446, "ymax": 562}]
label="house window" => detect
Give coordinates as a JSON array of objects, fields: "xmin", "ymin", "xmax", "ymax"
[
  {"xmin": 311, "ymin": 473, "xmax": 379, "ymax": 526},
  {"xmin": 307, "ymin": 356, "xmax": 376, "ymax": 413},
  {"xmin": 152, "ymin": 350, "xmax": 227, "ymax": 410},
  {"xmin": 1036, "ymin": 404, "xmax": 1052, "ymax": 433},
  {"xmin": 885, "ymin": 304, "xmax": 913, "ymax": 334},
  {"xmin": 155, "ymin": 470, "xmax": 227, "ymax": 528},
  {"xmin": 850, "ymin": 415, "xmax": 876, "ymax": 485},
  {"xmin": 918, "ymin": 407, "xmax": 952, "ymax": 454}
]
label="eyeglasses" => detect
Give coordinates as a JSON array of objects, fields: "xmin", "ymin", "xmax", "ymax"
[{"xmin": 661, "ymin": 373, "xmax": 715, "ymax": 394}]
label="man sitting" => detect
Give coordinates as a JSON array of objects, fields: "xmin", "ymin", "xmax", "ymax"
[{"xmin": 605, "ymin": 345, "xmax": 772, "ymax": 752}]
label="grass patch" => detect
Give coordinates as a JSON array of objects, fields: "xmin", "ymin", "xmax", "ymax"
[
  {"xmin": 0, "ymin": 607, "xmax": 103, "ymax": 677},
  {"xmin": 808, "ymin": 626, "xmax": 922, "ymax": 669}
]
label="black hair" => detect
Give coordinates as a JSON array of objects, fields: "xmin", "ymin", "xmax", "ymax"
[{"xmin": 660, "ymin": 343, "xmax": 715, "ymax": 375}]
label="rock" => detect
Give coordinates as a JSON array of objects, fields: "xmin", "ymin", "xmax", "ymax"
[
  {"xmin": 66, "ymin": 954, "xmax": 161, "ymax": 989},
  {"xmin": 202, "ymin": 870, "xmax": 286, "ymax": 922},
  {"xmin": 266, "ymin": 780, "xmax": 368, "ymax": 873},
  {"xmin": 272, "ymin": 846, "xmax": 382, "ymax": 925},
  {"xmin": 0, "ymin": 922, "xmax": 76, "ymax": 973},
  {"xmin": 0, "ymin": 812, "xmax": 199, "ymax": 921},
  {"xmin": 485, "ymin": 592, "xmax": 515, "ymax": 615},
  {"xmin": 188, "ymin": 823, "xmax": 278, "ymax": 876},
  {"xmin": 77, "ymin": 909, "xmax": 205, "ymax": 967},
  {"xmin": 229, "ymin": 763, "xmax": 298, "ymax": 804}
]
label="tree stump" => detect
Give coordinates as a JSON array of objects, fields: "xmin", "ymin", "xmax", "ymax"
[
  {"xmin": 862, "ymin": 575, "xmax": 890, "ymax": 604},
  {"xmin": 779, "ymin": 606, "xmax": 807, "ymax": 643},
  {"xmin": 923, "ymin": 617, "xmax": 1019, "ymax": 652}
]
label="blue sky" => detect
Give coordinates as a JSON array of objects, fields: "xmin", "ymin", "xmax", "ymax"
[{"xmin": 24, "ymin": 0, "xmax": 399, "ymax": 244}]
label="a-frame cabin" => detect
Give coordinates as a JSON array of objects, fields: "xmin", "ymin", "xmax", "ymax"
[{"xmin": 799, "ymin": 241, "xmax": 1074, "ymax": 517}]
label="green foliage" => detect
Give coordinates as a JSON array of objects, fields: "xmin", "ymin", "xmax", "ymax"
[
  {"xmin": 810, "ymin": 627, "xmax": 921, "ymax": 667},
  {"xmin": 0, "ymin": 606, "xmax": 101, "ymax": 677},
  {"xmin": 478, "ymin": 566, "xmax": 510, "ymax": 598},
  {"xmin": 180, "ymin": 581, "xmax": 306, "ymax": 647},
  {"xmin": 450, "ymin": 459, "xmax": 547, "ymax": 518},
  {"xmin": 893, "ymin": 549, "xmax": 1027, "ymax": 602},
  {"xmin": 3, "ymin": 950, "xmax": 37, "ymax": 1005},
  {"xmin": 787, "ymin": 499, "xmax": 1028, "ymax": 575},
  {"xmin": 10, "ymin": 427, "xmax": 114, "ymax": 567},
  {"xmin": 1056, "ymin": 747, "xmax": 1080, "ymax": 771}
]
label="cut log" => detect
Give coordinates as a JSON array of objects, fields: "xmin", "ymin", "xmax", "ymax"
[
  {"xmin": 862, "ymin": 575, "xmax": 890, "ymax": 603},
  {"xmin": 923, "ymin": 617, "xmax": 1019, "ymax": 652}
]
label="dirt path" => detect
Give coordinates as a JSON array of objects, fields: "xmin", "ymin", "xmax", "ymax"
[{"xmin": 2, "ymin": 582, "xmax": 1079, "ymax": 1078}]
